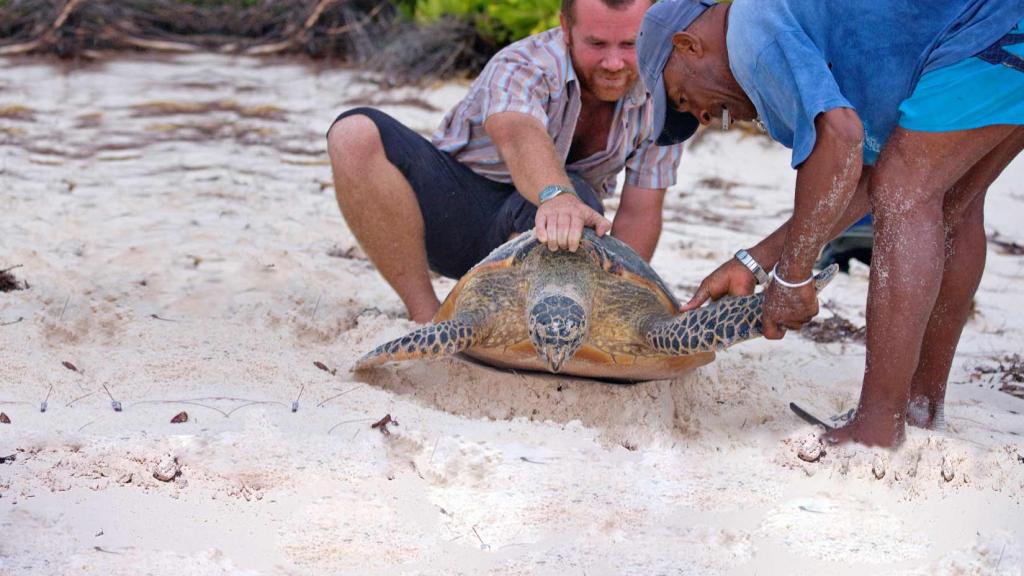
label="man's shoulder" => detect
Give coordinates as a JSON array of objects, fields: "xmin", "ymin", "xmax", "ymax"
[
  {"xmin": 726, "ymin": 2, "xmax": 781, "ymax": 79},
  {"xmin": 486, "ymin": 28, "xmax": 569, "ymax": 80}
]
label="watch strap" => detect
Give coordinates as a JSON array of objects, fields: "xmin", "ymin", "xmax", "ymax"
[
  {"xmin": 734, "ymin": 249, "xmax": 770, "ymax": 285},
  {"xmin": 538, "ymin": 184, "xmax": 577, "ymax": 204}
]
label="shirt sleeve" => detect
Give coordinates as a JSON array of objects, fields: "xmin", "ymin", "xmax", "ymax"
[
  {"xmin": 752, "ymin": 33, "xmax": 854, "ymax": 168},
  {"xmin": 477, "ymin": 50, "xmax": 555, "ymax": 127},
  {"xmin": 624, "ymin": 138, "xmax": 684, "ymax": 190}
]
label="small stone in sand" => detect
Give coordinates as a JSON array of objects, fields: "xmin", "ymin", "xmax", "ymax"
[
  {"xmin": 153, "ymin": 457, "xmax": 180, "ymax": 482},
  {"xmin": 941, "ymin": 456, "xmax": 955, "ymax": 483},
  {"xmin": 797, "ymin": 435, "xmax": 823, "ymax": 462},
  {"xmin": 872, "ymin": 455, "xmax": 887, "ymax": 480},
  {"xmin": 170, "ymin": 411, "xmax": 188, "ymax": 424},
  {"xmin": 0, "ymin": 412, "xmax": 9, "ymax": 424}
]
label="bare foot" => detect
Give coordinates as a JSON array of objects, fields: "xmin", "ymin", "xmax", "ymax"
[{"xmin": 822, "ymin": 413, "xmax": 906, "ymax": 448}]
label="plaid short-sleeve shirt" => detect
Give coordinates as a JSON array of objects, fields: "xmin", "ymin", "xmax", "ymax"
[{"xmin": 432, "ymin": 28, "xmax": 684, "ymax": 198}]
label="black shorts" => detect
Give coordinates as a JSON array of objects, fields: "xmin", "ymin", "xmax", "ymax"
[{"xmin": 330, "ymin": 108, "xmax": 604, "ymax": 279}]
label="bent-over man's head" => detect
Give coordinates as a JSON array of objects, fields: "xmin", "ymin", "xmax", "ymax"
[{"xmin": 637, "ymin": 0, "xmax": 756, "ymax": 144}]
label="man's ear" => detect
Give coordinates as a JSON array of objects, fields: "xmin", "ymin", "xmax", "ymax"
[
  {"xmin": 671, "ymin": 31, "xmax": 703, "ymax": 57},
  {"xmin": 559, "ymin": 12, "xmax": 572, "ymax": 44}
]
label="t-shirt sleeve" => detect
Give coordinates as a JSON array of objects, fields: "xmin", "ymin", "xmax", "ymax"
[
  {"xmin": 624, "ymin": 138, "xmax": 684, "ymax": 190},
  {"xmin": 752, "ymin": 33, "xmax": 854, "ymax": 168},
  {"xmin": 477, "ymin": 51, "xmax": 554, "ymax": 127}
]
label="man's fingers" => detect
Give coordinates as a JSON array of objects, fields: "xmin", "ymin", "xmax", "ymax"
[
  {"xmin": 680, "ymin": 284, "xmax": 711, "ymax": 312},
  {"xmin": 545, "ymin": 217, "xmax": 559, "ymax": 251},
  {"xmin": 762, "ymin": 318, "xmax": 786, "ymax": 340},
  {"xmin": 567, "ymin": 213, "xmax": 584, "ymax": 252},
  {"xmin": 590, "ymin": 212, "xmax": 612, "ymax": 236},
  {"xmin": 535, "ymin": 213, "xmax": 548, "ymax": 243},
  {"xmin": 556, "ymin": 212, "xmax": 571, "ymax": 249}
]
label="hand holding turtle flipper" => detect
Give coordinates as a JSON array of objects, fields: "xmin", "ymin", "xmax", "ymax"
[
  {"xmin": 760, "ymin": 280, "xmax": 818, "ymax": 339},
  {"xmin": 760, "ymin": 262, "xmax": 837, "ymax": 339},
  {"xmin": 680, "ymin": 258, "xmax": 757, "ymax": 312}
]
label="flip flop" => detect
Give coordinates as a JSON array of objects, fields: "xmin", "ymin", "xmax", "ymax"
[{"xmin": 789, "ymin": 402, "xmax": 835, "ymax": 432}]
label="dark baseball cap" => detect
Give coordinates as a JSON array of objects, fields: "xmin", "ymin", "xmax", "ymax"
[{"xmin": 637, "ymin": 0, "xmax": 715, "ymax": 145}]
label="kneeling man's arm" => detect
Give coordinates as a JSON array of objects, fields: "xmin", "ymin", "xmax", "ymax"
[
  {"xmin": 611, "ymin": 184, "xmax": 665, "ymax": 262},
  {"xmin": 485, "ymin": 111, "xmax": 574, "ymax": 205},
  {"xmin": 485, "ymin": 111, "xmax": 611, "ymax": 251}
]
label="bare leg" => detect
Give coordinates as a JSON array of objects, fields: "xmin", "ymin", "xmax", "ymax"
[
  {"xmin": 907, "ymin": 127, "xmax": 1024, "ymax": 428},
  {"xmin": 824, "ymin": 124, "xmax": 1020, "ymax": 447},
  {"xmin": 327, "ymin": 115, "xmax": 440, "ymax": 323}
]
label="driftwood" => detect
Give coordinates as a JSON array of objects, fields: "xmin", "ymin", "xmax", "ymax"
[
  {"xmin": 0, "ymin": 0, "xmax": 499, "ymax": 83},
  {"xmin": 0, "ymin": 0, "xmax": 394, "ymax": 58}
]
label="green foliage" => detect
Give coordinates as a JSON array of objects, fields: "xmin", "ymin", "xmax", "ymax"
[{"xmin": 403, "ymin": 0, "xmax": 560, "ymax": 45}]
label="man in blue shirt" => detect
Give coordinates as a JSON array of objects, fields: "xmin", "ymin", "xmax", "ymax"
[{"xmin": 638, "ymin": 0, "xmax": 1024, "ymax": 447}]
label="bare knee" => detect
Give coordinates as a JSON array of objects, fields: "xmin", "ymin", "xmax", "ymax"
[
  {"xmin": 327, "ymin": 113, "xmax": 385, "ymax": 177},
  {"xmin": 867, "ymin": 164, "xmax": 945, "ymax": 227}
]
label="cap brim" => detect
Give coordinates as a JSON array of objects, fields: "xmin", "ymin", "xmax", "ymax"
[{"xmin": 653, "ymin": 85, "xmax": 699, "ymax": 146}]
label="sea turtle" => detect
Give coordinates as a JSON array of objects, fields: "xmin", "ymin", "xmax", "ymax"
[{"xmin": 354, "ymin": 230, "xmax": 837, "ymax": 381}]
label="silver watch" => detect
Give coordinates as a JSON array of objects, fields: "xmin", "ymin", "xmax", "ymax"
[
  {"xmin": 538, "ymin": 184, "xmax": 577, "ymax": 204},
  {"xmin": 734, "ymin": 249, "xmax": 770, "ymax": 285}
]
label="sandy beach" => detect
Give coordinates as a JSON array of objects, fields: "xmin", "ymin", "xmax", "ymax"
[{"xmin": 1, "ymin": 53, "xmax": 1023, "ymax": 575}]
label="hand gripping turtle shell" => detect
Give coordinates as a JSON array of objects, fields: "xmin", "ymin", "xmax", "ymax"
[{"xmin": 355, "ymin": 230, "xmax": 838, "ymax": 381}]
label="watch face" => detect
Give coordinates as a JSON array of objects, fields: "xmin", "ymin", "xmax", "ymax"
[{"xmin": 539, "ymin": 185, "xmax": 570, "ymax": 203}]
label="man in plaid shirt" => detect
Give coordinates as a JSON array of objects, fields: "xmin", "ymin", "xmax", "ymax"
[{"xmin": 327, "ymin": 0, "xmax": 694, "ymax": 323}]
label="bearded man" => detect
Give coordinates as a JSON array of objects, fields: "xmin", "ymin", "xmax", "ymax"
[{"xmin": 327, "ymin": 0, "xmax": 691, "ymax": 323}]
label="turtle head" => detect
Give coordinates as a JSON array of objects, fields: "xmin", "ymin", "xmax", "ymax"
[{"xmin": 527, "ymin": 294, "xmax": 588, "ymax": 373}]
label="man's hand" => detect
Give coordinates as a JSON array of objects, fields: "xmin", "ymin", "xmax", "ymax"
[
  {"xmin": 534, "ymin": 194, "xmax": 612, "ymax": 252},
  {"xmin": 760, "ymin": 281, "xmax": 818, "ymax": 339},
  {"xmin": 680, "ymin": 258, "xmax": 757, "ymax": 311}
]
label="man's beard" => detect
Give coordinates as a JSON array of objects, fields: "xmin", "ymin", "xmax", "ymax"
[{"xmin": 580, "ymin": 69, "xmax": 636, "ymax": 101}]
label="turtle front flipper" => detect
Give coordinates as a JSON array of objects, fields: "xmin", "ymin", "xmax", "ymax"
[
  {"xmin": 352, "ymin": 315, "xmax": 486, "ymax": 370},
  {"xmin": 645, "ymin": 264, "xmax": 839, "ymax": 355}
]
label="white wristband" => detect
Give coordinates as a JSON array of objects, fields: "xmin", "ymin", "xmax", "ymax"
[{"xmin": 770, "ymin": 264, "xmax": 814, "ymax": 288}]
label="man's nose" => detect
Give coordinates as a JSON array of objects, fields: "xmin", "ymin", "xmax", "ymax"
[
  {"xmin": 602, "ymin": 47, "xmax": 633, "ymax": 71},
  {"xmin": 602, "ymin": 55, "xmax": 625, "ymax": 71}
]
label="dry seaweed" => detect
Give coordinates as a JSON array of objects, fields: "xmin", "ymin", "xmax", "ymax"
[
  {"xmin": 0, "ymin": 266, "xmax": 27, "ymax": 292},
  {"xmin": 0, "ymin": 0, "xmax": 397, "ymax": 59},
  {"xmin": 800, "ymin": 312, "xmax": 866, "ymax": 344},
  {"xmin": 0, "ymin": 1, "xmax": 500, "ymax": 84},
  {"xmin": 971, "ymin": 354, "xmax": 1024, "ymax": 399}
]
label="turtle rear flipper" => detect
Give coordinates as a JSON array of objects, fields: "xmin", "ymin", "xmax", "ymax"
[
  {"xmin": 645, "ymin": 264, "xmax": 839, "ymax": 355},
  {"xmin": 352, "ymin": 316, "xmax": 485, "ymax": 370}
]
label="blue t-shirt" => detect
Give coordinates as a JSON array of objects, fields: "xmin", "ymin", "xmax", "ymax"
[{"xmin": 726, "ymin": 0, "xmax": 1024, "ymax": 167}]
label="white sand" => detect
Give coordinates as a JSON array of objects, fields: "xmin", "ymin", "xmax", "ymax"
[{"xmin": 1, "ymin": 54, "xmax": 1023, "ymax": 575}]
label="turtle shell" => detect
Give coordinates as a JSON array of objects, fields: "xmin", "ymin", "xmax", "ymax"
[{"xmin": 435, "ymin": 230, "xmax": 680, "ymax": 322}]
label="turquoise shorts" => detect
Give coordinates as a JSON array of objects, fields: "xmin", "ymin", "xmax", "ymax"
[{"xmin": 898, "ymin": 17, "xmax": 1024, "ymax": 132}]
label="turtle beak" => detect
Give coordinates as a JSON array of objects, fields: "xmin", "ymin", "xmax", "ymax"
[{"xmin": 541, "ymin": 344, "xmax": 571, "ymax": 373}]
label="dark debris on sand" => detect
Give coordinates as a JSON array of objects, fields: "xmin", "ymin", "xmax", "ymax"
[
  {"xmin": 800, "ymin": 313, "xmax": 866, "ymax": 344},
  {"xmin": 0, "ymin": 266, "xmax": 28, "ymax": 292},
  {"xmin": 988, "ymin": 232, "xmax": 1024, "ymax": 256},
  {"xmin": 971, "ymin": 354, "xmax": 1024, "ymax": 400}
]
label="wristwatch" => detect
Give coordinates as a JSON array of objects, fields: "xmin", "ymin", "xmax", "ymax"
[
  {"xmin": 538, "ymin": 184, "xmax": 577, "ymax": 204},
  {"xmin": 734, "ymin": 249, "xmax": 770, "ymax": 285}
]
